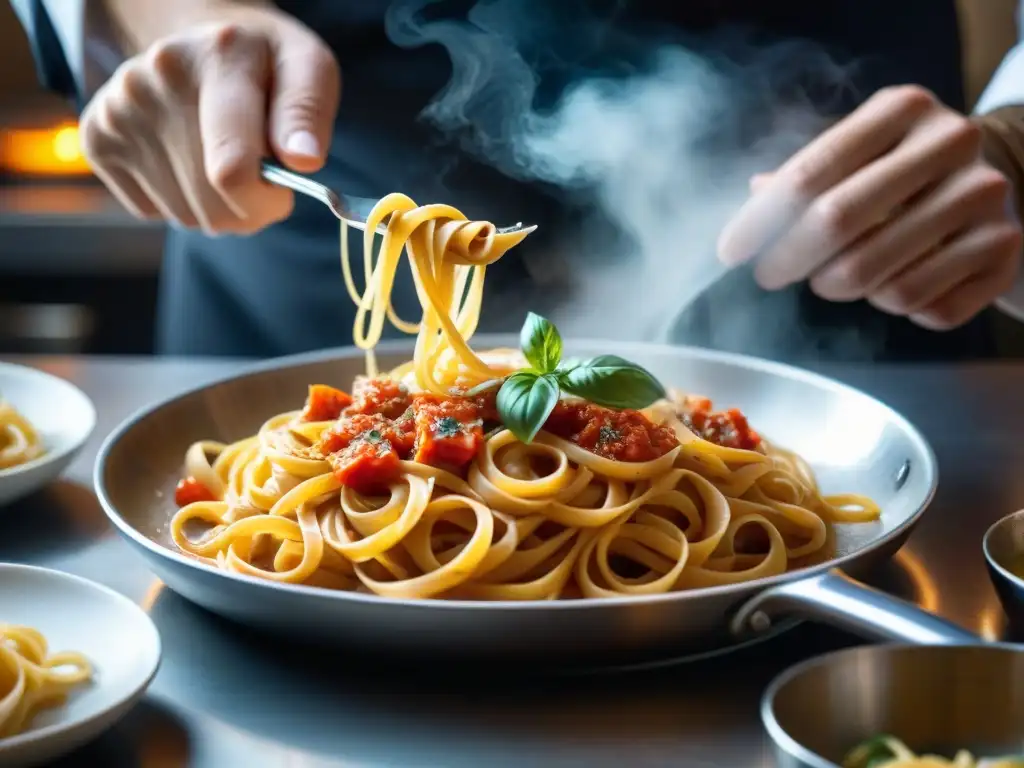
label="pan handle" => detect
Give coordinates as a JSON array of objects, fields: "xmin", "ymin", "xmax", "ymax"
[{"xmin": 730, "ymin": 568, "xmax": 979, "ymax": 644}]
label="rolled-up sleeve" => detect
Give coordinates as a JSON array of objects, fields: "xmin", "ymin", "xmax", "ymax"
[
  {"xmin": 974, "ymin": 0, "xmax": 1024, "ymax": 322},
  {"xmin": 977, "ymin": 1, "xmax": 1024, "ymax": 114},
  {"xmin": 9, "ymin": 0, "xmax": 123, "ymax": 107}
]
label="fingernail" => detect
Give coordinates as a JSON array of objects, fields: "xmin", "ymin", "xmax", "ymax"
[{"xmin": 285, "ymin": 130, "xmax": 320, "ymax": 158}]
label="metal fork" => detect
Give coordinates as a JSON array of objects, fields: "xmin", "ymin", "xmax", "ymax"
[{"xmin": 260, "ymin": 161, "xmax": 535, "ymax": 236}]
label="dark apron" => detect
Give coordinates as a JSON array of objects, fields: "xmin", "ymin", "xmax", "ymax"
[{"xmin": 158, "ymin": 0, "xmax": 987, "ymax": 362}]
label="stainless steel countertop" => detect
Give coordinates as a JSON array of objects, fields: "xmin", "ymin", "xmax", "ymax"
[{"xmin": 2, "ymin": 355, "xmax": 1022, "ymax": 768}]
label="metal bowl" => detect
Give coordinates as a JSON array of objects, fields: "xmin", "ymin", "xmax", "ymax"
[
  {"xmin": 984, "ymin": 510, "xmax": 1024, "ymax": 633},
  {"xmin": 762, "ymin": 644, "xmax": 1024, "ymax": 768},
  {"xmin": 94, "ymin": 339, "xmax": 939, "ymax": 668}
]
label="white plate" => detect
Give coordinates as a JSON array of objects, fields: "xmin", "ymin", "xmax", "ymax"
[
  {"xmin": 0, "ymin": 564, "xmax": 161, "ymax": 767},
  {"xmin": 0, "ymin": 362, "xmax": 96, "ymax": 506}
]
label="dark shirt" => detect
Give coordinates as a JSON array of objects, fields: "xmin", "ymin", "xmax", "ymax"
[{"xmin": 153, "ymin": 0, "xmax": 987, "ymax": 361}]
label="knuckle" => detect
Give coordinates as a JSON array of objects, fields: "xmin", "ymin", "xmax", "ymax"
[
  {"xmin": 146, "ymin": 39, "xmax": 191, "ymax": 90},
  {"xmin": 812, "ymin": 258, "xmax": 871, "ymax": 299},
  {"xmin": 115, "ymin": 62, "xmax": 157, "ymax": 109},
  {"xmin": 117, "ymin": 64, "xmax": 145, "ymax": 99},
  {"xmin": 786, "ymin": 162, "xmax": 820, "ymax": 199},
  {"xmin": 968, "ymin": 166, "xmax": 1011, "ymax": 205},
  {"xmin": 211, "ymin": 22, "xmax": 243, "ymax": 53},
  {"xmin": 871, "ymin": 282, "xmax": 918, "ymax": 314},
  {"xmin": 207, "ymin": 22, "xmax": 263, "ymax": 58},
  {"xmin": 95, "ymin": 98, "xmax": 134, "ymax": 140},
  {"xmin": 278, "ymin": 90, "xmax": 324, "ymax": 125},
  {"xmin": 811, "ymin": 196, "xmax": 855, "ymax": 243},
  {"xmin": 994, "ymin": 223, "xmax": 1024, "ymax": 257},
  {"xmin": 206, "ymin": 145, "xmax": 257, "ymax": 193},
  {"xmin": 878, "ymin": 84, "xmax": 936, "ymax": 116},
  {"xmin": 942, "ymin": 117, "xmax": 982, "ymax": 155}
]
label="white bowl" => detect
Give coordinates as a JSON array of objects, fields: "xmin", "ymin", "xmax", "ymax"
[
  {"xmin": 0, "ymin": 564, "xmax": 161, "ymax": 767},
  {"xmin": 0, "ymin": 362, "xmax": 96, "ymax": 506}
]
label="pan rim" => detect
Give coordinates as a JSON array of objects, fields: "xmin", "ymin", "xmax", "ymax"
[
  {"xmin": 93, "ymin": 337, "xmax": 939, "ymax": 612},
  {"xmin": 760, "ymin": 642, "xmax": 1020, "ymax": 767}
]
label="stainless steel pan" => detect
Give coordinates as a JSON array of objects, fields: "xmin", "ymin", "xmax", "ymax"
[
  {"xmin": 94, "ymin": 339, "xmax": 970, "ymax": 669},
  {"xmin": 763, "ymin": 643, "xmax": 1024, "ymax": 768}
]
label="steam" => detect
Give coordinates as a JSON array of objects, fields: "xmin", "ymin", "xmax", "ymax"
[{"xmin": 385, "ymin": 0, "xmax": 861, "ymax": 356}]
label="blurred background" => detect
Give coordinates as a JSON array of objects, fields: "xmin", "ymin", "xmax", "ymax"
[
  {"xmin": 0, "ymin": 0, "xmax": 1018, "ymax": 356},
  {"xmin": 0, "ymin": 2, "xmax": 163, "ymax": 356}
]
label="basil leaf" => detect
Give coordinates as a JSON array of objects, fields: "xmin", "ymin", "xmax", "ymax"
[
  {"xmin": 556, "ymin": 356, "xmax": 583, "ymax": 375},
  {"xmin": 519, "ymin": 312, "xmax": 563, "ymax": 373},
  {"xmin": 496, "ymin": 372, "xmax": 560, "ymax": 444},
  {"xmin": 841, "ymin": 736, "xmax": 897, "ymax": 768},
  {"xmin": 559, "ymin": 354, "xmax": 666, "ymax": 410},
  {"xmin": 435, "ymin": 416, "xmax": 462, "ymax": 438}
]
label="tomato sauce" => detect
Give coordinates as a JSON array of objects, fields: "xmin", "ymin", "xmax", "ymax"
[
  {"xmin": 347, "ymin": 377, "xmax": 411, "ymax": 420},
  {"xmin": 543, "ymin": 402, "xmax": 678, "ymax": 462},
  {"xmin": 410, "ymin": 394, "xmax": 484, "ymax": 470},
  {"xmin": 174, "ymin": 476, "xmax": 216, "ymax": 506},
  {"xmin": 683, "ymin": 399, "xmax": 761, "ymax": 450},
  {"xmin": 327, "ymin": 439, "xmax": 403, "ymax": 494},
  {"xmin": 300, "ymin": 384, "xmax": 353, "ymax": 422},
  {"xmin": 315, "ymin": 412, "xmax": 415, "ymax": 457},
  {"xmin": 313, "ymin": 387, "xmax": 485, "ymax": 491}
]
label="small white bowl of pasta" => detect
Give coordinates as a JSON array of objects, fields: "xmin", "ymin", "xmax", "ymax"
[
  {"xmin": 0, "ymin": 564, "xmax": 161, "ymax": 766},
  {"xmin": 0, "ymin": 362, "xmax": 96, "ymax": 507}
]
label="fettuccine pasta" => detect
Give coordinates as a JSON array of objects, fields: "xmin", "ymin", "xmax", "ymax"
[
  {"xmin": 844, "ymin": 735, "xmax": 1024, "ymax": 767},
  {"xmin": 0, "ymin": 625, "xmax": 92, "ymax": 739},
  {"xmin": 168, "ymin": 193, "xmax": 880, "ymax": 601},
  {"xmin": 0, "ymin": 399, "xmax": 44, "ymax": 470}
]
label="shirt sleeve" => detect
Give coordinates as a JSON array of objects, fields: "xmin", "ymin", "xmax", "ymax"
[
  {"xmin": 977, "ymin": 2, "xmax": 1024, "ymax": 114},
  {"xmin": 9, "ymin": 0, "xmax": 124, "ymax": 107},
  {"xmin": 975, "ymin": 1, "xmax": 1024, "ymax": 322}
]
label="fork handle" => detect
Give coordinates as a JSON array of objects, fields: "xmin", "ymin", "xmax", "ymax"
[{"xmin": 260, "ymin": 160, "xmax": 331, "ymax": 206}]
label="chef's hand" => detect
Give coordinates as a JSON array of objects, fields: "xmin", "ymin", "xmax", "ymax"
[
  {"xmin": 79, "ymin": 4, "xmax": 340, "ymax": 234},
  {"xmin": 717, "ymin": 85, "xmax": 1023, "ymax": 330}
]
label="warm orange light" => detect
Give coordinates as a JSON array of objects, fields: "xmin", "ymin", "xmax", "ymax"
[{"xmin": 0, "ymin": 123, "xmax": 93, "ymax": 176}]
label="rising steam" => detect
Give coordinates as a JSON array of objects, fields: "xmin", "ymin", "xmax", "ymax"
[{"xmin": 385, "ymin": 0, "xmax": 857, "ymax": 354}]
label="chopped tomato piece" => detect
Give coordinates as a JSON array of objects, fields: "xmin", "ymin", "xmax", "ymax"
[
  {"xmin": 328, "ymin": 439, "xmax": 401, "ymax": 494},
  {"xmin": 411, "ymin": 394, "xmax": 484, "ymax": 469},
  {"xmin": 315, "ymin": 412, "xmax": 415, "ymax": 458},
  {"xmin": 681, "ymin": 394, "xmax": 712, "ymax": 413},
  {"xmin": 471, "ymin": 387, "xmax": 500, "ymax": 423},
  {"xmin": 174, "ymin": 476, "xmax": 217, "ymax": 506},
  {"xmin": 543, "ymin": 402, "xmax": 678, "ymax": 462},
  {"xmin": 685, "ymin": 406, "xmax": 761, "ymax": 450},
  {"xmin": 347, "ymin": 377, "xmax": 411, "ymax": 419},
  {"xmin": 300, "ymin": 384, "xmax": 353, "ymax": 422}
]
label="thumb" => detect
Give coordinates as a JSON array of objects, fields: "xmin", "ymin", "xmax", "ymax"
[{"xmin": 268, "ymin": 35, "xmax": 341, "ymax": 173}]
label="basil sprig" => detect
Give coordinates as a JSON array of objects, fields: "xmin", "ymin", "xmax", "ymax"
[
  {"xmin": 841, "ymin": 736, "xmax": 898, "ymax": 768},
  {"xmin": 494, "ymin": 312, "xmax": 667, "ymax": 444}
]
